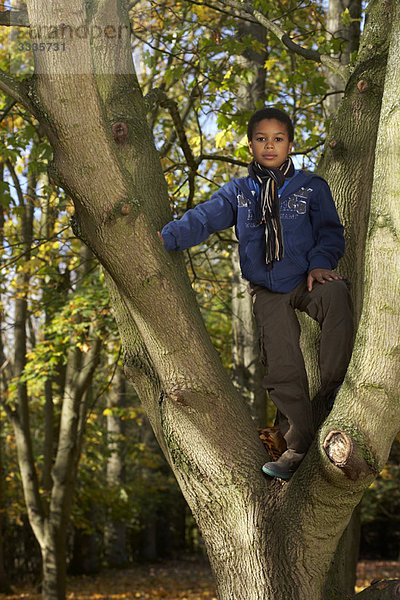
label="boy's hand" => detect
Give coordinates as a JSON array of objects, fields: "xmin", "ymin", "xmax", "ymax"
[
  {"xmin": 157, "ymin": 231, "xmax": 164, "ymax": 245},
  {"xmin": 307, "ymin": 268, "xmax": 342, "ymax": 292}
]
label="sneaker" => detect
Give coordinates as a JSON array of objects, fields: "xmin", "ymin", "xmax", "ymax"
[{"xmin": 262, "ymin": 449, "xmax": 305, "ymax": 480}]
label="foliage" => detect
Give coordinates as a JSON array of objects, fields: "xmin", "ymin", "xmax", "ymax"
[
  {"xmin": 362, "ymin": 452, "xmax": 400, "ymax": 525},
  {"xmin": 360, "ymin": 439, "xmax": 400, "ymax": 559}
]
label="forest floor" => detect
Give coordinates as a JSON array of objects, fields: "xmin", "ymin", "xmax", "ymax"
[{"xmin": 2, "ymin": 559, "xmax": 399, "ymax": 599}]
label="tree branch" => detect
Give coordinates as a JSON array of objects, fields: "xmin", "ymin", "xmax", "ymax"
[
  {"xmin": 198, "ymin": 153, "xmax": 248, "ymax": 167},
  {"xmin": 0, "ymin": 98, "xmax": 17, "ymax": 121},
  {"xmin": 0, "ymin": 71, "xmax": 36, "ymax": 115},
  {"xmin": 5, "ymin": 159, "xmax": 24, "ymax": 206},
  {"xmin": 0, "ymin": 10, "xmax": 29, "ymax": 27},
  {"xmin": 145, "ymin": 87, "xmax": 199, "ymax": 206},
  {"xmin": 184, "ymin": 0, "xmax": 259, "ymax": 24},
  {"xmin": 219, "ymin": 0, "xmax": 349, "ymax": 82},
  {"xmin": 159, "ymin": 87, "xmax": 200, "ymax": 158}
]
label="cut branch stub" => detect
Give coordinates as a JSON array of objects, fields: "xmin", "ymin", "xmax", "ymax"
[{"xmin": 323, "ymin": 430, "xmax": 374, "ymax": 481}]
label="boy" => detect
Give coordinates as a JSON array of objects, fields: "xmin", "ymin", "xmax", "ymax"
[{"xmin": 159, "ymin": 107, "xmax": 354, "ymax": 480}]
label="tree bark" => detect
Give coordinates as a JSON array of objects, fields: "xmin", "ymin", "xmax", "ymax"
[{"xmin": 0, "ymin": 1, "xmax": 399, "ymax": 598}]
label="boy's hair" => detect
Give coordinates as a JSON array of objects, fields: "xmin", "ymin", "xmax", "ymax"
[{"xmin": 247, "ymin": 107, "xmax": 294, "ymax": 142}]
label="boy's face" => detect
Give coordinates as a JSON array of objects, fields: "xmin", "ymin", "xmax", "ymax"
[{"xmin": 248, "ymin": 118, "xmax": 293, "ymax": 169}]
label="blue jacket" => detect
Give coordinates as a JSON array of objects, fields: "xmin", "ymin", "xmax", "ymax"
[{"xmin": 161, "ymin": 170, "xmax": 345, "ymax": 293}]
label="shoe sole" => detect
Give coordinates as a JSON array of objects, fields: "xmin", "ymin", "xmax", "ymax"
[{"xmin": 262, "ymin": 464, "xmax": 293, "ymax": 480}]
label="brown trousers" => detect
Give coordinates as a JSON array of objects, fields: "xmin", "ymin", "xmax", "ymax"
[{"xmin": 250, "ymin": 279, "xmax": 354, "ymax": 454}]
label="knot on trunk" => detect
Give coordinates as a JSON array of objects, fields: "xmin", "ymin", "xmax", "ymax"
[
  {"xmin": 323, "ymin": 430, "xmax": 375, "ymax": 481},
  {"xmin": 112, "ymin": 122, "xmax": 129, "ymax": 145},
  {"xmin": 357, "ymin": 79, "xmax": 369, "ymax": 93},
  {"xmin": 108, "ymin": 198, "xmax": 138, "ymax": 221}
]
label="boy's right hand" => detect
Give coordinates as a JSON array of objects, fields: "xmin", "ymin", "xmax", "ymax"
[{"xmin": 157, "ymin": 231, "xmax": 164, "ymax": 245}]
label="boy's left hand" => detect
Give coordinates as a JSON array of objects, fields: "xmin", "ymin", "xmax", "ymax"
[{"xmin": 307, "ymin": 268, "xmax": 343, "ymax": 292}]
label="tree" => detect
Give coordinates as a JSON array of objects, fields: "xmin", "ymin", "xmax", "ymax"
[
  {"xmin": 0, "ymin": 107, "xmax": 106, "ymax": 596},
  {"xmin": 104, "ymin": 353, "xmax": 128, "ymax": 567},
  {"xmin": 324, "ymin": 0, "xmax": 362, "ymax": 117},
  {"xmin": 0, "ymin": 161, "xmax": 11, "ymax": 595},
  {"xmin": 0, "ymin": 1, "xmax": 399, "ymax": 600}
]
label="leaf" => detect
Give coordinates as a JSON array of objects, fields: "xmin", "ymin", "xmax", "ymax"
[
  {"xmin": 264, "ymin": 58, "xmax": 278, "ymax": 70},
  {"xmin": 341, "ymin": 8, "xmax": 352, "ymax": 27}
]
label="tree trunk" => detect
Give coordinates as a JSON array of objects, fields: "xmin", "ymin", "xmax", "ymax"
[
  {"xmin": 1, "ymin": 1, "xmax": 399, "ymax": 598},
  {"xmin": 298, "ymin": 0, "xmax": 391, "ymax": 408},
  {"xmin": 319, "ymin": 0, "xmax": 391, "ymax": 323},
  {"xmin": 0, "ymin": 421, "xmax": 11, "ymax": 593},
  {"xmin": 70, "ymin": 507, "xmax": 99, "ymax": 575},
  {"xmin": 330, "ymin": 5, "xmax": 400, "ymax": 599},
  {"xmin": 41, "ymin": 522, "xmax": 68, "ymax": 600},
  {"xmin": 303, "ymin": 3, "xmax": 391, "ymax": 595},
  {"xmin": 0, "ymin": 164, "xmax": 11, "ymax": 594},
  {"xmin": 325, "ymin": 0, "xmax": 362, "ymax": 117},
  {"xmin": 104, "ymin": 361, "xmax": 128, "ymax": 567},
  {"xmin": 323, "ymin": 504, "xmax": 361, "ymax": 599}
]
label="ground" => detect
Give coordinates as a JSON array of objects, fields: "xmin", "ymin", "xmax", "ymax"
[{"xmin": 2, "ymin": 559, "xmax": 399, "ymax": 599}]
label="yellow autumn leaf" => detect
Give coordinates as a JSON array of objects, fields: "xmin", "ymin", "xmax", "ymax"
[{"xmin": 264, "ymin": 58, "xmax": 278, "ymax": 70}]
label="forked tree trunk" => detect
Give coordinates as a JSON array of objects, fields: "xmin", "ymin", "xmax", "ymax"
[{"xmin": 0, "ymin": 1, "xmax": 399, "ymax": 599}]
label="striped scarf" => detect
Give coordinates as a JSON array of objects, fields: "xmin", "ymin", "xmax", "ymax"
[{"xmin": 248, "ymin": 157, "xmax": 295, "ymax": 266}]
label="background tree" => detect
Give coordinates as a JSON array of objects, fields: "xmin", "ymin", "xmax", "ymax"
[
  {"xmin": 0, "ymin": 105, "xmax": 107, "ymax": 597},
  {"xmin": 324, "ymin": 0, "xmax": 362, "ymax": 117},
  {"xmin": 103, "ymin": 350, "xmax": 128, "ymax": 568}
]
